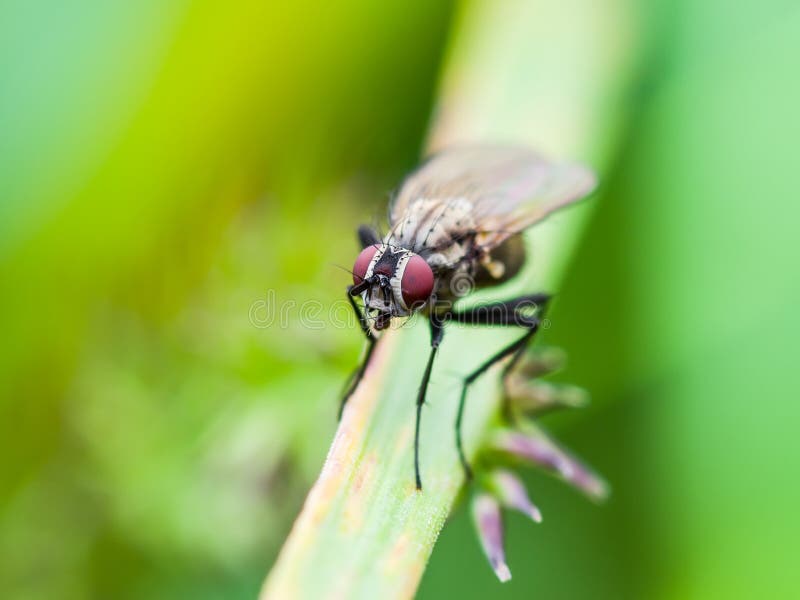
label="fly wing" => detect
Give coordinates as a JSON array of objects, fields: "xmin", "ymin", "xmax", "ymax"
[{"xmin": 389, "ymin": 146, "xmax": 597, "ymax": 251}]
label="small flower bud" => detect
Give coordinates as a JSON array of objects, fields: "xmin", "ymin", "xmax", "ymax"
[
  {"xmin": 505, "ymin": 376, "xmax": 589, "ymax": 415},
  {"xmin": 487, "ymin": 469, "xmax": 542, "ymax": 522},
  {"xmin": 511, "ymin": 346, "xmax": 568, "ymax": 378},
  {"xmin": 492, "ymin": 429, "xmax": 609, "ymax": 502},
  {"xmin": 471, "ymin": 493, "xmax": 511, "ymax": 582}
]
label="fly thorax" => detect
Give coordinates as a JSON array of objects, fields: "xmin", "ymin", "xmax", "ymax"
[{"xmin": 390, "ymin": 198, "xmax": 477, "ymax": 256}]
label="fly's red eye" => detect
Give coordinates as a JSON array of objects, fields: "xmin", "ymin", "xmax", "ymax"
[
  {"xmin": 401, "ymin": 255, "xmax": 434, "ymax": 307},
  {"xmin": 353, "ymin": 245, "xmax": 379, "ymax": 285}
]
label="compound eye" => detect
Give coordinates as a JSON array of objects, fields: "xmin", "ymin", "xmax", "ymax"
[
  {"xmin": 353, "ymin": 245, "xmax": 379, "ymax": 285},
  {"xmin": 401, "ymin": 255, "xmax": 434, "ymax": 308}
]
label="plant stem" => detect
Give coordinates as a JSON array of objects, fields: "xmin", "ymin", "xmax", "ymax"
[{"xmin": 261, "ymin": 2, "xmax": 635, "ymax": 598}]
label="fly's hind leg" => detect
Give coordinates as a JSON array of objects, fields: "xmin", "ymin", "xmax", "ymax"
[{"xmin": 449, "ymin": 293, "xmax": 551, "ymax": 480}]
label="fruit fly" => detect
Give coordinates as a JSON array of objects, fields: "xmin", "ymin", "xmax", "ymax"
[{"xmin": 341, "ymin": 145, "xmax": 596, "ymax": 489}]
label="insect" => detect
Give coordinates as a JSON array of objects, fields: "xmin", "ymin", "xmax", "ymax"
[{"xmin": 341, "ymin": 145, "xmax": 596, "ymax": 490}]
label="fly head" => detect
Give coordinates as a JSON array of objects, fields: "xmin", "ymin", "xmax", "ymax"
[{"xmin": 351, "ymin": 243, "xmax": 435, "ymax": 329}]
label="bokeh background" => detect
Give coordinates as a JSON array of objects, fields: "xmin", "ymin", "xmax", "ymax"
[{"xmin": 1, "ymin": 1, "xmax": 798, "ymax": 599}]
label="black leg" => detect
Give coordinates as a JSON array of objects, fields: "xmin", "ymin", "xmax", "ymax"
[
  {"xmin": 450, "ymin": 294, "xmax": 551, "ymax": 479},
  {"xmin": 338, "ymin": 285, "xmax": 377, "ymax": 420},
  {"xmin": 414, "ymin": 316, "xmax": 445, "ymax": 490},
  {"xmin": 357, "ymin": 224, "xmax": 381, "ymax": 247}
]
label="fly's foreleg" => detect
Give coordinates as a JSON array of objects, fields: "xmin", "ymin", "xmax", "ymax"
[
  {"xmin": 414, "ymin": 316, "xmax": 445, "ymax": 490},
  {"xmin": 338, "ymin": 285, "xmax": 377, "ymax": 420},
  {"xmin": 449, "ymin": 293, "xmax": 551, "ymax": 480}
]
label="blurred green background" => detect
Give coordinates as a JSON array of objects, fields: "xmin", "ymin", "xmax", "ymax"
[{"xmin": 1, "ymin": 1, "xmax": 798, "ymax": 599}]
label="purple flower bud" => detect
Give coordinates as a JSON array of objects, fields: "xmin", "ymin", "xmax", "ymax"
[
  {"xmin": 471, "ymin": 493, "xmax": 511, "ymax": 582},
  {"xmin": 488, "ymin": 469, "xmax": 542, "ymax": 522},
  {"xmin": 492, "ymin": 429, "xmax": 609, "ymax": 502}
]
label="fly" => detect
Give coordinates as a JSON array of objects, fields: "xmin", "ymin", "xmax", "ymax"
[{"xmin": 340, "ymin": 145, "xmax": 597, "ymax": 490}]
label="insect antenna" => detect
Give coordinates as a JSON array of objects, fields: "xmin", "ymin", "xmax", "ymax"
[{"xmin": 331, "ymin": 263, "xmax": 359, "ymax": 278}]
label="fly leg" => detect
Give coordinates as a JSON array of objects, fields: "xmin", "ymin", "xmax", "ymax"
[
  {"xmin": 449, "ymin": 293, "xmax": 551, "ymax": 480},
  {"xmin": 339, "ymin": 225, "xmax": 381, "ymax": 419},
  {"xmin": 357, "ymin": 224, "xmax": 381, "ymax": 247},
  {"xmin": 338, "ymin": 285, "xmax": 377, "ymax": 420},
  {"xmin": 414, "ymin": 315, "xmax": 446, "ymax": 490}
]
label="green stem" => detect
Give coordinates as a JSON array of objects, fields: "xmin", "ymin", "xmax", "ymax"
[{"xmin": 261, "ymin": 2, "xmax": 635, "ymax": 598}]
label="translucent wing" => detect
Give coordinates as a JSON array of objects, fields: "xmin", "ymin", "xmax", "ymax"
[{"xmin": 389, "ymin": 145, "xmax": 597, "ymax": 251}]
